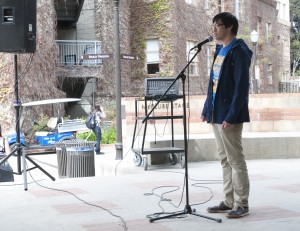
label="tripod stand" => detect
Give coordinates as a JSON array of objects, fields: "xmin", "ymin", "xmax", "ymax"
[
  {"xmin": 143, "ymin": 47, "xmax": 222, "ymax": 224},
  {"xmin": 0, "ymin": 54, "xmax": 55, "ymax": 190}
]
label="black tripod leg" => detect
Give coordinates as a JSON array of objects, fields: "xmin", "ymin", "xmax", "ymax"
[
  {"xmin": 187, "ymin": 205, "xmax": 222, "ymax": 223},
  {"xmin": 0, "ymin": 150, "xmax": 16, "ymax": 165},
  {"xmin": 149, "ymin": 210, "xmax": 187, "ymax": 223},
  {"xmin": 192, "ymin": 211, "xmax": 222, "ymax": 223},
  {"xmin": 25, "ymin": 155, "xmax": 55, "ymax": 181},
  {"xmin": 149, "ymin": 205, "xmax": 222, "ymax": 223}
]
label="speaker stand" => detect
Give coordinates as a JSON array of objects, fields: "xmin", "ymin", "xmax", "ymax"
[{"xmin": 0, "ymin": 54, "xmax": 55, "ymax": 190}]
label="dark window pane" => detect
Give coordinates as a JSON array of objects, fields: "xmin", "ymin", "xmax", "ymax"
[{"xmin": 147, "ymin": 63, "xmax": 159, "ymax": 74}]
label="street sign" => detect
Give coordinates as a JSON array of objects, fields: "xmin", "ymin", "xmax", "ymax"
[
  {"xmin": 120, "ymin": 54, "xmax": 138, "ymax": 60},
  {"xmin": 81, "ymin": 53, "xmax": 113, "ymax": 60},
  {"xmin": 81, "ymin": 53, "xmax": 138, "ymax": 60}
]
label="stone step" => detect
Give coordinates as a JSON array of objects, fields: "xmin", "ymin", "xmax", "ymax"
[{"xmin": 146, "ymin": 132, "xmax": 300, "ymax": 164}]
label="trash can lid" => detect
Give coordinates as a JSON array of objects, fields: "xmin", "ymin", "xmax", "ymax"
[
  {"xmin": 66, "ymin": 147, "xmax": 94, "ymax": 151},
  {"xmin": 55, "ymin": 139, "xmax": 95, "ymax": 148}
]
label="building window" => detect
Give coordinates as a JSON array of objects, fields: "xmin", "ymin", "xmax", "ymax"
[
  {"xmin": 205, "ymin": 0, "xmax": 212, "ymax": 10},
  {"xmin": 257, "ymin": 16, "xmax": 261, "ymax": 34},
  {"xmin": 218, "ymin": 0, "xmax": 223, "ymax": 13},
  {"xmin": 283, "ymin": 71, "xmax": 288, "ymax": 81},
  {"xmin": 281, "ymin": 3, "xmax": 286, "ymax": 19},
  {"xmin": 186, "ymin": 41, "xmax": 198, "ymax": 75},
  {"xmin": 207, "ymin": 46, "xmax": 212, "ymax": 76},
  {"xmin": 235, "ymin": 0, "xmax": 241, "ymax": 19},
  {"xmin": 146, "ymin": 39, "xmax": 159, "ymax": 74},
  {"xmin": 267, "ymin": 63, "xmax": 273, "ymax": 85},
  {"xmin": 277, "ymin": 2, "xmax": 289, "ymax": 21},
  {"xmin": 186, "ymin": 0, "xmax": 194, "ymax": 5},
  {"xmin": 266, "ymin": 22, "xmax": 272, "ymax": 44}
]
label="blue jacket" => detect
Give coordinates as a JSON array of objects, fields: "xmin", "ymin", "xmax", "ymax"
[{"xmin": 202, "ymin": 39, "xmax": 252, "ymax": 124}]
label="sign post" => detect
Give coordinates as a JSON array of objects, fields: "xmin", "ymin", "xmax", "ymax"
[{"xmin": 113, "ymin": 0, "xmax": 123, "ymax": 160}]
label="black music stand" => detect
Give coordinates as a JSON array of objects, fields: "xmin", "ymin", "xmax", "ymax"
[
  {"xmin": 0, "ymin": 54, "xmax": 55, "ymax": 190},
  {"xmin": 143, "ymin": 46, "xmax": 222, "ymax": 224}
]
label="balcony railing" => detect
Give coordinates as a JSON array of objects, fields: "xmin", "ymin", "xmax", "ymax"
[
  {"xmin": 279, "ymin": 81, "xmax": 300, "ymax": 93},
  {"xmin": 56, "ymin": 40, "xmax": 102, "ymax": 66}
]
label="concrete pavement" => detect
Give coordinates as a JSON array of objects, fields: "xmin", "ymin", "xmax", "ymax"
[{"xmin": 1, "ymin": 145, "xmax": 300, "ymax": 231}]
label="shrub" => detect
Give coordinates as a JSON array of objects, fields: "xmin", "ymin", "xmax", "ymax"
[
  {"xmin": 76, "ymin": 130, "xmax": 96, "ymax": 141},
  {"xmin": 101, "ymin": 126, "xmax": 117, "ymax": 144},
  {"xmin": 76, "ymin": 125, "xmax": 117, "ymax": 144},
  {"xmin": 31, "ymin": 114, "xmax": 50, "ymax": 132}
]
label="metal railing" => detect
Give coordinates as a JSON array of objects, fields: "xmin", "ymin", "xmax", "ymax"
[
  {"xmin": 56, "ymin": 40, "xmax": 102, "ymax": 66},
  {"xmin": 279, "ymin": 81, "xmax": 300, "ymax": 93}
]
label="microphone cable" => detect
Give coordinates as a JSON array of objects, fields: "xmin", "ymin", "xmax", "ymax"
[
  {"xmin": 25, "ymin": 160, "xmax": 128, "ymax": 231},
  {"xmin": 144, "ymin": 168, "xmax": 222, "ymax": 220}
]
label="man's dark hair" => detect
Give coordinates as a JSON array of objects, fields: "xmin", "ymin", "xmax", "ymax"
[{"xmin": 213, "ymin": 12, "xmax": 239, "ymax": 36}]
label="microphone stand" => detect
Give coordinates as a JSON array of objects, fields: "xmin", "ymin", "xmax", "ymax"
[{"xmin": 143, "ymin": 46, "xmax": 222, "ymax": 223}]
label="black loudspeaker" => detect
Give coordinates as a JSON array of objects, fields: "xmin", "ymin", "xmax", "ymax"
[
  {"xmin": 0, "ymin": 0, "xmax": 36, "ymax": 53},
  {"xmin": 0, "ymin": 161, "xmax": 14, "ymax": 182}
]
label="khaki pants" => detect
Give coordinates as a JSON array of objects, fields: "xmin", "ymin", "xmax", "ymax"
[{"xmin": 212, "ymin": 123, "xmax": 250, "ymax": 208}]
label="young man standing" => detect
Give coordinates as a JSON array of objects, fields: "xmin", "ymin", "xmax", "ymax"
[{"xmin": 201, "ymin": 12, "xmax": 252, "ymax": 218}]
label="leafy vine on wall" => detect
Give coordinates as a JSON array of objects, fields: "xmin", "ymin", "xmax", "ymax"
[{"xmin": 130, "ymin": 0, "xmax": 173, "ymax": 80}]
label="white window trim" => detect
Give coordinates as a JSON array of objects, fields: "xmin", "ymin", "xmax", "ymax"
[
  {"xmin": 185, "ymin": 0, "xmax": 194, "ymax": 5},
  {"xmin": 266, "ymin": 22, "xmax": 272, "ymax": 44},
  {"xmin": 146, "ymin": 39, "xmax": 160, "ymax": 74},
  {"xmin": 218, "ymin": 0, "xmax": 223, "ymax": 13},
  {"xmin": 205, "ymin": 0, "xmax": 211, "ymax": 10},
  {"xmin": 267, "ymin": 63, "xmax": 273, "ymax": 84},
  {"xmin": 235, "ymin": 0, "xmax": 241, "ymax": 20},
  {"xmin": 186, "ymin": 41, "xmax": 198, "ymax": 75},
  {"xmin": 207, "ymin": 46, "xmax": 212, "ymax": 76}
]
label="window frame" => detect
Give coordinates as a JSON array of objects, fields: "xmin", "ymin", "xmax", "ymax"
[
  {"xmin": 235, "ymin": 0, "xmax": 242, "ymax": 19},
  {"xmin": 267, "ymin": 63, "xmax": 273, "ymax": 85},
  {"xmin": 207, "ymin": 46, "xmax": 213, "ymax": 76},
  {"xmin": 186, "ymin": 40, "xmax": 198, "ymax": 76},
  {"xmin": 185, "ymin": 0, "xmax": 194, "ymax": 5},
  {"xmin": 146, "ymin": 39, "xmax": 160, "ymax": 75},
  {"xmin": 218, "ymin": 0, "xmax": 223, "ymax": 13},
  {"xmin": 266, "ymin": 22, "xmax": 272, "ymax": 44},
  {"xmin": 205, "ymin": 0, "xmax": 212, "ymax": 10}
]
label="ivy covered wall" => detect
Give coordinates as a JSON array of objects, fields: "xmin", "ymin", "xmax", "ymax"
[{"xmin": 0, "ymin": 0, "xmax": 65, "ymax": 133}]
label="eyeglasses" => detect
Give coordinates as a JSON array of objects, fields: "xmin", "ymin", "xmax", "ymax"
[{"xmin": 212, "ymin": 23, "xmax": 224, "ymax": 28}]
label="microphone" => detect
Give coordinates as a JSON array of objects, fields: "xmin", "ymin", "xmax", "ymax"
[{"xmin": 190, "ymin": 36, "xmax": 213, "ymax": 50}]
